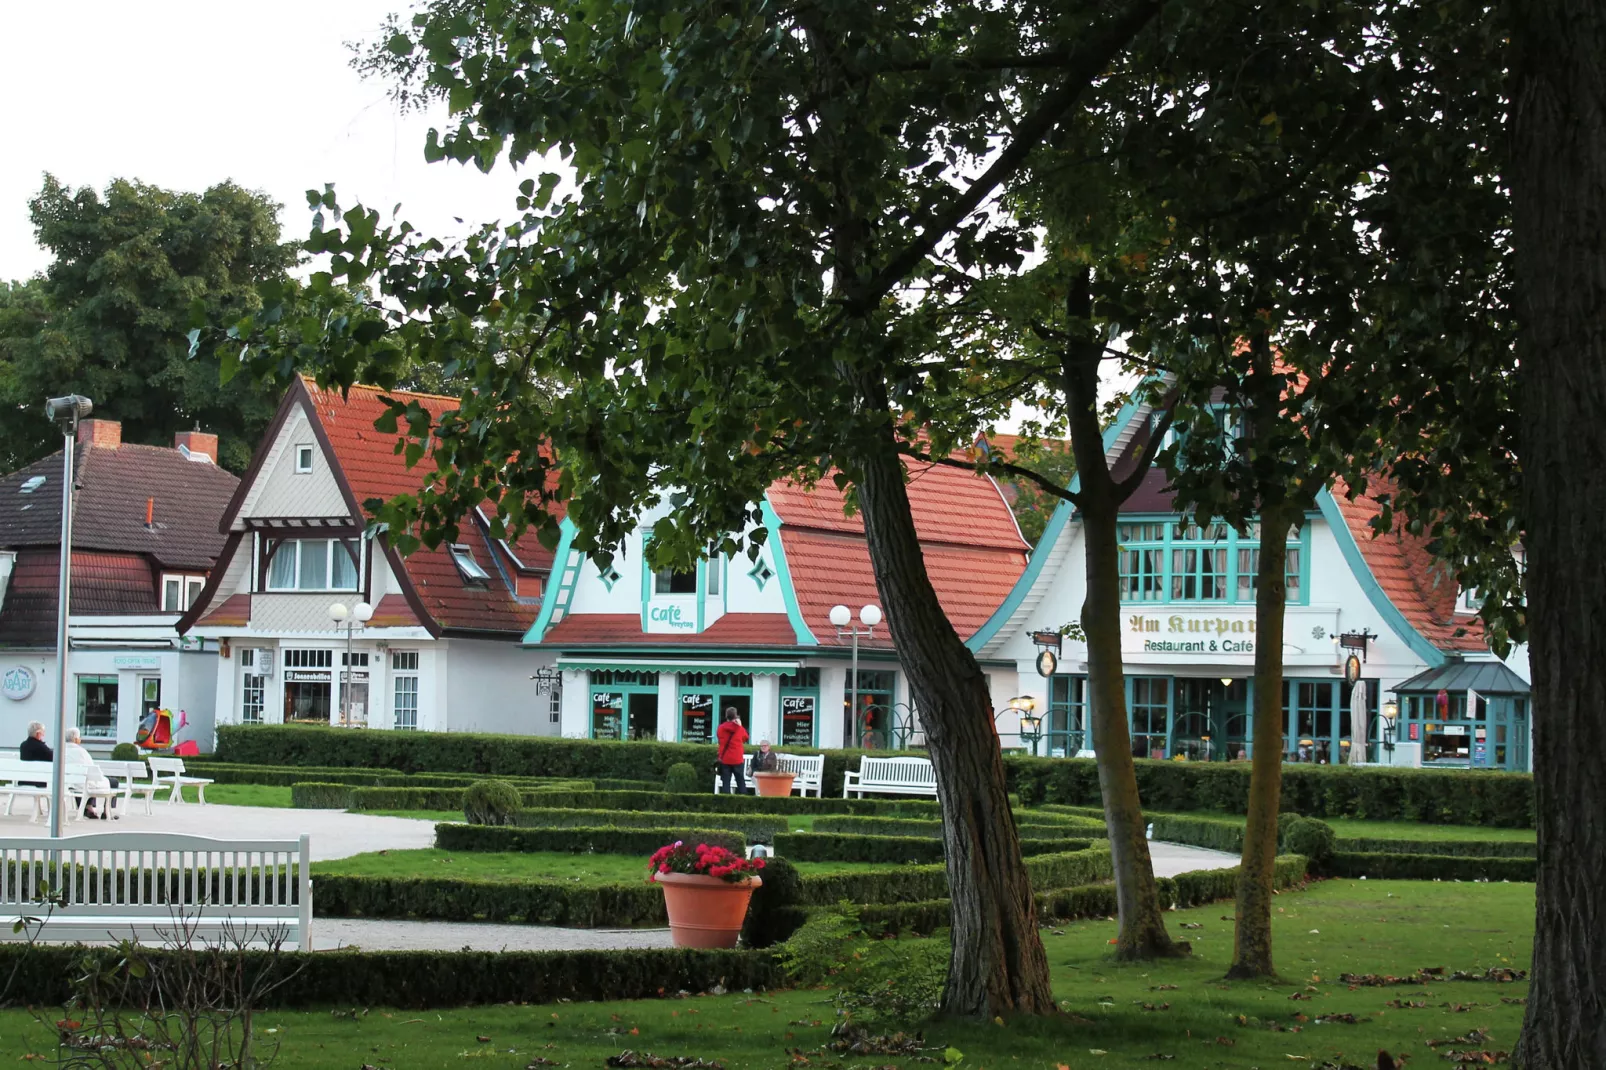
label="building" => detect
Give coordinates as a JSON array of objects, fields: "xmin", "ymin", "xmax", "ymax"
[
  {"xmin": 972, "ymin": 397, "xmax": 1533, "ymax": 771},
  {"xmin": 179, "ymin": 378, "xmax": 560, "ymax": 736},
  {"xmin": 0, "ymin": 421, "xmax": 238, "ymax": 751},
  {"xmin": 528, "ymin": 462, "xmax": 1031, "ymax": 748}
]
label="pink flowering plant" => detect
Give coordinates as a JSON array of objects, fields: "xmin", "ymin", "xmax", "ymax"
[{"xmin": 648, "ymin": 841, "xmax": 765, "ymax": 883}]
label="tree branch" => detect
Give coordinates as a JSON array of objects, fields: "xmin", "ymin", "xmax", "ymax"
[
  {"xmin": 1113, "ymin": 391, "xmax": 1178, "ymax": 504},
  {"xmin": 896, "ymin": 444, "xmax": 1082, "ymax": 507}
]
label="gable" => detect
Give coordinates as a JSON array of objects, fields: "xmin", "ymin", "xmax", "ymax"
[{"xmin": 231, "ymin": 405, "xmax": 352, "ymax": 528}]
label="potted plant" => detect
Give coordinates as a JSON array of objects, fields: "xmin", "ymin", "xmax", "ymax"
[
  {"xmin": 649, "ymin": 841, "xmax": 765, "ymax": 948},
  {"xmin": 751, "ymin": 769, "xmax": 796, "ymax": 797}
]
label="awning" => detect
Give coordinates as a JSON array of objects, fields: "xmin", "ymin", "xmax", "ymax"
[
  {"xmin": 555, "ymin": 657, "xmax": 802, "ymax": 677},
  {"xmin": 1392, "ymin": 661, "xmax": 1531, "ymax": 695}
]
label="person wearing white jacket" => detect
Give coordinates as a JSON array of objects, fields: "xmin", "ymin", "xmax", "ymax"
[{"xmin": 63, "ymin": 727, "xmax": 113, "ymax": 819}]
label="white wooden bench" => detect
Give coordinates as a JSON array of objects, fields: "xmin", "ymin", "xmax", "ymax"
[
  {"xmin": 98, "ymin": 760, "xmax": 162, "ymax": 816},
  {"xmin": 0, "ymin": 759, "xmax": 119, "ymax": 821},
  {"xmin": 146, "ymin": 757, "xmax": 215, "ymax": 804},
  {"xmin": 841, "ymin": 756, "xmax": 939, "ymax": 798},
  {"xmin": 0, "ymin": 833, "xmax": 311, "ymax": 949},
  {"xmin": 712, "ymin": 753, "xmax": 826, "ymax": 797}
]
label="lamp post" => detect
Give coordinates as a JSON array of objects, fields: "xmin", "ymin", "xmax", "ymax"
[
  {"xmin": 44, "ymin": 395, "xmax": 91, "ymax": 838},
  {"xmin": 1008, "ymin": 696, "xmax": 1043, "ymax": 757},
  {"xmin": 1381, "ymin": 698, "xmax": 1399, "ymax": 761},
  {"xmin": 830, "ymin": 604, "xmax": 881, "ymax": 747},
  {"xmin": 328, "ymin": 601, "xmax": 373, "ymax": 727}
]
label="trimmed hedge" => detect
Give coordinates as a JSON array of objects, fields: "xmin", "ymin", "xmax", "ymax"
[
  {"xmin": 1149, "ymin": 814, "xmax": 1244, "ymax": 853},
  {"xmin": 0, "ymin": 945, "xmax": 780, "ymax": 1009},
  {"xmin": 313, "ymin": 874, "xmax": 667, "ymax": 926},
  {"xmin": 1333, "ymin": 837, "xmax": 1536, "ymax": 858},
  {"xmin": 773, "ymin": 832, "xmax": 1088, "ymax": 865},
  {"xmin": 1007, "ymin": 756, "xmax": 1534, "ymax": 828},
  {"xmin": 184, "ymin": 761, "xmax": 594, "ymax": 791},
  {"xmin": 289, "ymin": 783, "xmax": 595, "ymax": 811},
  {"xmin": 493, "ymin": 790, "xmax": 941, "ymax": 818},
  {"xmin": 511, "ymin": 807, "xmax": 790, "ymax": 844},
  {"xmin": 435, "ymin": 823, "xmax": 747, "ymax": 856},
  {"xmin": 215, "ymin": 724, "xmax": 923, "ymax": 798},
  {"xmin": 812, "ymin": 814, "xmax": 1105, "ymax": 839},
  {"xmin": 795, "ymin": 848, "xmax": 1112, "ymax": 907},
  {"xmin": 1322, "ymin": 852, "xmax": 1536, "ymax": 881}
]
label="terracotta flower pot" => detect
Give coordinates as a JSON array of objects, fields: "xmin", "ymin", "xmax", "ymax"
[
  {"xmin": 752, "ymin": 770, "xmax": 796, "ymax": 798},
  {"xmin": 653, "ymin": 871, "xmax": 763, "ymax": 948}
]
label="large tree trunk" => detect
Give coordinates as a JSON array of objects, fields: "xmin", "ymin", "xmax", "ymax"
[
  {"xmin": 1510, "ymin": 3, "xmax": 1606, "ymax": 1065},
  {"xmin": 855, "ymin": 431, "xmax": 1057, "ymax": 1018},
  {"xmin": 1226, "ymin": 506, "xmax": 1293, "ymax": 980}
]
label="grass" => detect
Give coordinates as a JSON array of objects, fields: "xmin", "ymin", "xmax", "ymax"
[
  {"xmin": 312, "ymin": 849, "xmax": 910, "ymax": 883},
  {"xmin": 1319, "ymin": 816, "xmax": 1534, "ymax": 842},
  {"xmin": 170, "ymin": 783, "xmax": 292, "ymax": 807},
  {"xmin": 0, "ymin": 879, "xmax": 1533, "ymax": 1068}
]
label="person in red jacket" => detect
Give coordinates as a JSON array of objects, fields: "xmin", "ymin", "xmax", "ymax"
[{"xmin": 715, "ymin": 707, "xmax": 749, "ymax": 793}]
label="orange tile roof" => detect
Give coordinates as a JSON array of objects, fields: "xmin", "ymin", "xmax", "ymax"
[
  {"xmin": 1331, "ymin": 478, "xmax": 1489, "ymax": 655},
  {"xmin": 196, "ymin": 592, "xmax": 252, "ymax": 628},
  {"xmin": 543, "ymin": 612, "xmax": 799, "ymax": 646},
  {"xmin": 367, "ymin": 593, "xmax": 421, "ymax": 629}
]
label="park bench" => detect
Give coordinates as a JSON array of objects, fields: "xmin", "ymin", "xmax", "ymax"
[
  {"xmin": 146, "ymin": 757, "xmax": 214, "ymax": 804},
  {"xmin": 0, "ymin": 758, "xmax": 119, "ymax": 821},
  {"xmin": 841, "ymin": 755, "xmax": 939, "ymax": 798},
  {"xmin": 0, "ymin": 832, "xmax": 312, "ymax": 949},
  {"xmin": 98, "ymin": 759, "xmax": 162, "ymax": 816},
  {"xmin": 712, "ymin": 752, "xmax": 826, "ymax": 797}
]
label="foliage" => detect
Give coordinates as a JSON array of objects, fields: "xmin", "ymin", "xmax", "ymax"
[
  {"xmin": 511, "ymin": 808, "xmax": 790, "ymax": 845},
  {"xmin": 108, "ymin": 743, "xmax": 141, "ymax": 763},
  {"xmin": 664, "ymin": 762, "xmax": 702, "ymax": 794},
  {"xmin": 991, "ymin": 438, "xmax": 1077, "ymax": 546},
  {"xmin": 778, "ymin": 906, "xmax": 948, "ymax": 1026},
  {"xmin": 313, "ymin": 872, "xmax": 668, "ymax": 926},
  {"xmin": 774, "ymin": 832, "xmax": 1084, "ymax": 865},
  {"xmin": 795, "ymin": 850, "xmax": 1112, "ymax": 909},
  {"xmin": 188, "ymin": 760, "xmax": 596, "ymax": 790},
  {"xmin": 462, "ymin": 779, "xmax": 523, "ymax": 826},
  {"xmin": 742, "ymin": 857, "xmax": 806, "ymax": 948},
  {"xmin": 434, "ymin": 823, "xmax": 746, "ymax": 857},
  {"xmin": 1276, "ymin": 811, "xmax": 1304, "ymax": 846},
  {"xmin": 1322, "ymin": 852, "xmax": 1536, "ymax": 882},
  {"xmin": 288, "ymin": 781, "xmax": 586, "ymax": 811},
  {"xmin": 812, "ymin": 813, "xmax": 1105, "ymax": 839},
  {"xmin": 649, "ymin": 841, "xmax": 765, "ymax": 883},
  {"xmin": 1006, "ymin": 757, "xmax": 1535, "ymax": 828},
  {"xmin": 1282, "ymin": 818, "xmax": 1337, "ymax": 864}
]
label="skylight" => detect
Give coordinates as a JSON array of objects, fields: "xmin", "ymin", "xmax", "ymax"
[
  {"xmin": 450, "ymin": 544, "xmax": 491, "ymax": 583},
  {"xmin": 19, "ymin": 476, "xmax": 45, "ymax": 494}
]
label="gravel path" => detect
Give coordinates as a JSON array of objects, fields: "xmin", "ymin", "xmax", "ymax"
[{"xmin": 1148, "ymin": 841, "xmax": 1241, "ymax": 877}]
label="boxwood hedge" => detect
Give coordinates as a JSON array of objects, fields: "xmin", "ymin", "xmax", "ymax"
[
  {"xmin": 1321, "ymin": 852, "xmax": 1536, "ymax": 881},
  {"xmin": 812, "ymin": 814, "xmax": 1105, "ymax": 839},
  {"xmin": 0, "ymin": 945, "xmax": 781, "ymax": 1009},
  {"xmin": 1145, "ymin": 813, "xmax": 1537, "ymax": 860},
  {"xmin": 289, "ymin": 783, "xmax": 593, "ymax": 811},
  {"xmin": 773, "ymin": 832, "xmax": 1087, "ymax": 865},
  {"xmin": 1008, "ymin": 756, "xmax": 1534, "ymax": 828},
  {"xmin": 184, "ymin": 762, "xmax": 597, "ymax": 791},
  {"xmin": 511, "ymin": 807, "xmax": 790, "ymax": 844},
  {"xmin": 313, "ymin": 874, "xmax": 668, "ymax": 926},
  {"xmin": 434, "ymin": 823, "xmax": 746, "ymax": 856}
]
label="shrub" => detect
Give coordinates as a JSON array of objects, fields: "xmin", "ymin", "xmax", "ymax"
[
  {"xmin": 313, "ymin": 874, "xmax": 667, "ymax": 926},
  {"xmin": 742, "ymin": 857, "xmax": 806, "ymax": 948},
  {"xmin": 434, "ymin": 823, "xmax": 746, "ymax": 856},
  {"xmin": 812, "ymin": 813, "xmax": 1102, "ymax": 839},
  {"xmin": 463, "ymin": 780, "xmax": 523, "ymax": 826},
  {"xmin": 794, "ymin": 848, "xmax": 1112, "ymax": 907},
  {"xmin": 512, "ymin": 807, "xmax": 790, "ymax": 844},
  {"xmin": 665, "ymin": 762, "xmax": 702, "ymax": 794},
  {"xmin": 1321, "ymin": 852, "xmax": 1535, "ymax": 881},
  {"xmin": 1277, "ymin": 811, "xmax": 1303, "ymax": 847},
  {"xmin": 774, "ymin": 832, "xmax": 1086, "ymax": 865},
  {"xmin": 778, "ymin": 906, "xmax": 946, "ymax": 1025},
  {"xmin": 110, "ymin": 743, "xmax": 142, "ymax": 762},
  {"xmin": 1283, "ymin": 818, "xmax": 1337, "ymax": 862},
  {"xmin": 1334, "ymin": 837, "xmax": 1535, "ymax": 858},
  {"xmin": 1150, "ymin": 814, "xmax": 1244, "ymax": 853},
  {"xmin": 289, "ymin": 782, "xmax": 354, "ymax": 809}
]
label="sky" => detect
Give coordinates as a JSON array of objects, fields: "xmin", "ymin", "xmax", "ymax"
[{"xmin": 0, "ymin": 0, "xmax": 529, "ymax": 283}]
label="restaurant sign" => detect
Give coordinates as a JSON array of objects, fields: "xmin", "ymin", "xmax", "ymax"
[{"xmin": 1125, "ymin": 613, "xmax": 1256, "ymax": 656}]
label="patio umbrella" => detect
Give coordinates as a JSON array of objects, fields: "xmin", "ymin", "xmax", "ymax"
[{"xmin": 1349, "ymin": 679, "xmax": 1369, "ymax": 765}]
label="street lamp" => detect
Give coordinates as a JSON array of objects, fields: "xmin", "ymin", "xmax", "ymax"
[
  {"xmin": 329, "ymin": 600, "xmax": 373, "ymax": 727},
  {"xmin": 1381, "ymin": 698, "xmax": 1399, "ymax": 760},
  {"xmin": 1008, "ymin": 696, "xmax": 1043, "ymax": 756},
  {"xmin": 44, "ymin": 394, "xmax": 92, "ymax": 839},
  {"xmin": 831, "ymin": 604, "xmax": 881, "ymax": 747}
]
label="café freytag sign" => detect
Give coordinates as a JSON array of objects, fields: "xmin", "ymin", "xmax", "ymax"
[
  {"xmin": 2, "ymin": 666, "xmax": 36, "ymax": 701},
  {"xmin": 1126, "ymin": 613, "xmax": 1256, "ymax": 655}
]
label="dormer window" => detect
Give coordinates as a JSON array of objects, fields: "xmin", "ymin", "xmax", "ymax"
[
  {"xmin": 450, "ymin": 544, "xmax": 491, "ymax": 584},
  {"xmin": 295, "ymin": 445, "xmax": 314, "ymax": 474},
  {"xmin": 161, "ymin": 574, "xmax": 207, "ymax": 612}
]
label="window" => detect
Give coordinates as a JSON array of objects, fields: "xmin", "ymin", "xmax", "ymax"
[
  {"xmin": 654, "ymin": 566, "xmax": 697, "ymax": 595},
  {"xmin": 1116, "ymin": 519, "xmax": 1306, "ymax": 605},
  {"xmin": 549, "ymin": 685, "xmax": 562, "ymax": 725},
  {"xmin": 1130, "ymin": 676, "xmax": 1170, "ymax": 758},
  {"xmin": 392, "ymin": 651, "xmax": 419, "ymax": 731},
  {"xmin": 706, "ymin": 557, "xmax": 721, "ymax": 596},
  {"xmin": 241, "ymin": 650, "xmax": 266, "ymax": 725},
  {"xmin": 450, "ymin": 544, "xmax": 491, "ymax": 583},
  {"xmin": 77, "ymin": 676, "xmax": 118, "ymax": 738},
  {"xmin": 1460, "ymin": 587, "xmax": 1485, "ymax": 613},
  {"xmin": 265, "ymin": 539, "xmax": 360, "ymax": 592},
  {"xmin": 161, "ymin": 574, "xmax": 207, "ymax": 612},
  {"xmin": 295, "ymin": 445, "xmax": 314, "ymax": 473}
]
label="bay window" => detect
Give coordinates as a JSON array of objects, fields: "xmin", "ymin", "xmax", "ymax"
[
  {"xmin": 1116, "ymin": 518, "xmax": 1308, "ymax": 605},
  {"xmin": 265, "ymin": 538, "xmax": 360, "ymax": 592}
]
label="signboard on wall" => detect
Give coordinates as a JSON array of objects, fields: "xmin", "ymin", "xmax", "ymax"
[
  {"xmin": 113, "ymin": 654, "xmax": 161, "ymax": 670},
  {"xmin": 782, "ymin": 694, "xmax": 816, "ymax": 747},
  {"xmin": 1, "ymin": 667, "xmax": 35, "ymax": 701},
  {"xmin": 1123, "ymin": 612, "xmax": 1257, "ymax": 656},
  {"xmin": 680, "ymin": 693, "xmax": 714, "ymax": 744}
]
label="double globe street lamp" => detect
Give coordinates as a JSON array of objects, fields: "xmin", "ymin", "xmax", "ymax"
[
  {"xmin": 830, "ymin": 603, "xmax": 883, "ymax": 747},
  {"xmin": 328, "ymin": 600, "xmax": 373, "ymax": 727}
]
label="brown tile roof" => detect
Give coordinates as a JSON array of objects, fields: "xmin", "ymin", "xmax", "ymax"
[
  {"xmin": 0, "ymin": 443, "xmax": 238, "ymax": 569},
  {"xmin": 367, "ymin": 594, "xmax": 422, "ymax": 629},
  {"xmin": 0, "ymin": 549, "xmax": 158, "ymax": 646},
  {"xmin": 196, "ymin": 592, "xmax": 252, "ymax": 628}
]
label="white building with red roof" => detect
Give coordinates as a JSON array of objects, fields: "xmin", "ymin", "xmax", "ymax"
[
  {"xmin": 970, "ymin": 396, "xmax": 1532, "ymax": 771},
  {"xmin": 527, "ymin": 461, "xmax": 1030, "ymax": 749},
  {"xmin": 179, "ymin": 379, "xmax": 559, "ymax": 735}
]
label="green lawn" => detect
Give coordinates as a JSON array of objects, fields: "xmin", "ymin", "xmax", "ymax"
[
  {"xmin": 1320, "ymin": 816, "xmax": 1534, "ymax": 842},
  {"xmin": 313, "ymin": 849, "xmax": 910, "ymax": 883},
  {"xmin": 0, "ymin": 879, "xmax": 1533, "ymax": 1068},
  {"xmin": 171, "ymin": 783, "xmax": 292, "ymax": 807}
]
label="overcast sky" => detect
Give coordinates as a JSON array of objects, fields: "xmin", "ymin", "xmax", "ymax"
[{"xmin": 0, "ymin": 0, "xmax": 528, "ymax": 283}]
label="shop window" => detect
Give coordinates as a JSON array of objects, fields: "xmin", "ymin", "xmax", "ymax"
[
  {"xmin": 392, "ymin": 651, "xmax": 420, "ymax": 731},
  {"xmin": 283, "ymin": 647, "xmax": 333, "ymax": 724},
  {"xmin": 76, "ymin": 675, "xmax": 118, "ymax": 739},
  {"xmin": 1130, "ymin": 676, "xmax": 1169, "ymax": 759},
  {"xmin": 846, "ymin": 669, "xmax": 897, "ymax": 748},
  {"xmin": 680, "ymin": 672, "xmax": 754, "ymax": 741},
  {"xmin": 450, "ymin": 544, "xmax": 490, "ymax": 584},
  {"xmin": 266, "ymin": 539, "xmax": 359, "ymax": 592},
  {"xmin": 161, "ymin": 574, "xmax": 207, "ymax": 612},
  {"xmin": 779, "ymin": 667, "xmax": 820, "ymax": 748},
  {"xmin": 589, "ymin": 671, "xmax": 660, "ymax": 741},
  {"xmin": 240, "ymin": 650, "xmax": 266, "ymax": 725}
]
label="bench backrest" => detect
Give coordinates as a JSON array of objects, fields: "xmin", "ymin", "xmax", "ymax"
[
  {"xmin": 0, "ymin": 759, "xmax": 102, "ymax": 788},
  {"xmin": 774, "ymin": 753, "xmax": 824, "ymax": 781},
  {"xmin": 857, "ymin": 756, "xmax": 937, "ymax": 785},
  {"xmin": 98, "ymin": 760, "xmax": 150, "ymax": 781},
  {"xmin": 0, "ymin": 833, "xmax": 310, "ymax": 918},
  {"xmin": 146, "ymin": 757, "xmax": 189, "ymax": 776}
]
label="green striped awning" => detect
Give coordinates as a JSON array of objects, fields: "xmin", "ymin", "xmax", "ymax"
[{"xmin": 555, "ymin": 657, "xmax": 802, "ymax": 677}]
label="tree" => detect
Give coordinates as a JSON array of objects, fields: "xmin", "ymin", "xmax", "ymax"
[
  {"xmin": 0, "ymin": 176, "xmax": 297, "ymax": 470},
  {"xmin": 1509, "ymin": 1, "xmax": 1606, "ymax": 1065}
]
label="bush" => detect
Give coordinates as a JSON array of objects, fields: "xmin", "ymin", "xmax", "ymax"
[
  {"xmin": 463, "ymin": 780, "xmax": 523, "ymax": 826},
  {"xmin": 1334, "ymin": 837, "xmax": 1535, "ymax": 858},
  {"xmin": 777, "ymin": 906, "xmax": 946, "ymax": 1025},
  {"xmin": 1321, "ymin": 852, "xmax": 1536, "ymax": 881},
  {"xmin": 435, "ymin": 823, "xmax": 746, "ymax": 856},
  {"xmin": 1277, "ymin": 811, "xmax": 1303, "ymax": 847},
  {"xmin": 1150, "ymin": 814, "xmax": 1245, "ymax": 853},
  {"xmin": 0, "ymin": 945, "xmax": 781, "ymax": 1009},
  {"xmin": 665, "ymin": 762, "xmax": 702, "ymax": 794},
  {"xmin": 110, "ymin": 743, "xmax": 142, "ymax": 762},
  {"xmin": 313, "ymin": 874, "xmax": 668, "ymax": 926},
  {"xmin": 512, "ymin": 807, "xmax": 790, "ymax": 844},
  {"xmin": 289, "ymin": 782, "xmax": 355, "ymax": 809},
  {"xmin": 501, "ymin": 789, "xmax": 939, "ymax": 818},
  {"xmin": 186, "ymin": 761, "xmax": 595, "ymax": 791},
  {"xmin": 742, "ymin": 856, "xmax": 807, "ymax": 948},
  {"xmin": 1283, "ymin": 818, "xmax": 1337, "ymax": 862},
  {"xmin": 774, "ymin": 832, "xmax": 1087, "ymax": 865},
  {"xmin": 1003, "ymin": 755, "xmax": 1535, "ymax": 828},
  {"xmin": 215, "ymin": 724, "xmax": 925, "ymax": 798},
  {"xmin": 812, "ymin": 813, "xmax": 1103, "ymax": 839},
  {"xmin": 794, "ymin": 848, "xmax": 1112, "ymax": 907}
]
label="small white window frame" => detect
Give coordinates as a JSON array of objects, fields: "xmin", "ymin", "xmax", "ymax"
[
  {"xmin": 265, "ymin": 539, "xmax": 362, "ymax": 593},
  {"xmin": 294, "ymin": 444, "xmax": 315, "ymax": 474},
  {"xmin": 161, "ymin": 573, "xmax": 206, "ymax": 612},
  {"xmin": 450, "ymin": 544, "xmax": 491, "ymax": 583}
]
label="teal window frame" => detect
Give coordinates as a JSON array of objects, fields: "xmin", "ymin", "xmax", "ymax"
[
  {"xmin": 1117, "ymin": 517, "xmax": 1310, "ymax": 606},
  {"xmin": 678, "ymin": 671, "xmax": 754, "ymax": 742},
  {"xmin": 778, "ymin": 667, "xmax": 821, "ymax": 748},
  {"xmin": 588, "ymin": 670, "xmax": 660, "ymax": 740},
  {"xmin": 1046, "ymin": 675, "xmax": 1087, "ymax": 756},
  {"xmin": 1127, "ymin": 675, "xmax": 1172, "ymax": 758}
]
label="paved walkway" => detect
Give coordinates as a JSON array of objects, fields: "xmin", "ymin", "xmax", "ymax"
[{"xmin": 1148, "ymin": 841, "xmax": 1240, "ymax": 877}]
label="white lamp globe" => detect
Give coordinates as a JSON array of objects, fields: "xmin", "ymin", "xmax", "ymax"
[
  {"xmin": 354, "ymin": 601, "xmax": 374, "ymax": 623},
  {"xmin": 328, "ymin": 602, "xmax": 349, "ymax": 622},
  {"xmin": 828, "ymin": 604, "xmax": 852, "ymax": 628},
  {"xmin": 859, "ymin": 604, "xmax": 883, "ymax": 627}
]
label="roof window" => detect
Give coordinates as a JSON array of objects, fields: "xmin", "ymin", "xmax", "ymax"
[
  {"xmin": 450, "ymin": 544, "xmax": 491, "ymax": 584},
  {"xmin": 19, "ymin": 476, "xmax": 45, "ymax": 494}
]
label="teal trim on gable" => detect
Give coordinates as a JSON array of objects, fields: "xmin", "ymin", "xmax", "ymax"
[
  {"xmin": 762, "ymin": 497, "xmax": 819, "ymax": 646},
  {"xmin": 966, "ymin": 392, "xmax": 1149, "ymax": 653},
  {"xmin": 522, "ymin": 517, "xmax": 578, "ymax": 644},
  {"xmin": 1316, "ymin": 488, "xmax": 1447, "ymax": 668}
]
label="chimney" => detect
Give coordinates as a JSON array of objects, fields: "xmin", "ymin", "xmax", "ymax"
[
  {"xmin": 174, "ymin": 430, "xmax": 218, "ymax": 464},
  {"xmin": 76, "ymin": 419, "xmax": 121, "ymax": 450}
]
